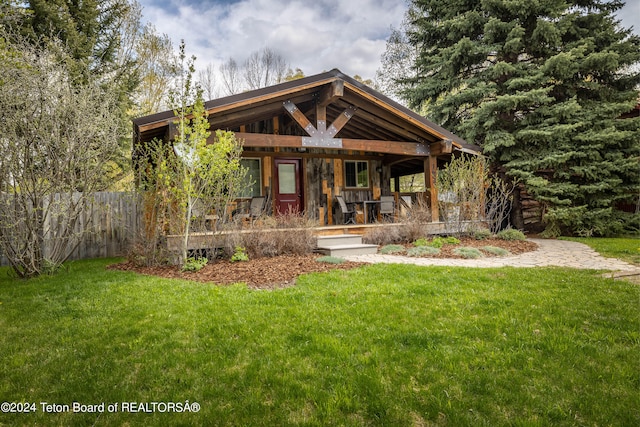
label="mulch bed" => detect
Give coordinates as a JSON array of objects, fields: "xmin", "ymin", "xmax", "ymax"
[{"xmin": 109, "ymin": 237, "xmax": 537, "ymax": 289}]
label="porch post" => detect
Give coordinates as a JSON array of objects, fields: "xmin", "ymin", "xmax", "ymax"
[{"xmin": 424, "ymin": 156, "xmax": 439, "ymax": 221}]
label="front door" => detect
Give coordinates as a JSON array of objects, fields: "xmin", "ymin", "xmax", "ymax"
[{"xmin": 274, "ymin": 158, "xmax": 303, "ymax": 215}]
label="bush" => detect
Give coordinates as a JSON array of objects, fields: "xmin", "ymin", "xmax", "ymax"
[
  {"xmin": 316, "ymin": 256, "xmax": 346, "ymax": 264},
  {"xmin": 473, "ymin": 229, "xmax": 493, "ymax": 240},
  {"xmin": 444, "ymin": 236, "xmax": 461, "ymax": 245},
  {"xmin": 482, "ymin": 246, "xmax": 511, "ymax": 256},
  {"xmin": 453, "ymin": 247, "xmax": 484, "ymax": 259},
  {"xmin": 230, "ymin": 246, "xmax": 249, "ymax": 263},
  {"xmin": 380, "ymin": 244, "xmax": 406, "ymax": 255},
  {"xmin": 497, "ymin": 228, "xmax": 526, "ymax": 241},
  {"xmin": 407, "ymin": 246, "xmax": 440, "ymax": 257},
  {"xmin": 428, "ymin": 237, "xmax": 445, "ymax": 248},
  {"xmin": 182, "ymin": 256, "xmax": 208, "ymax": 272},
  {"xmin": 223, "ymin": 212, "xmax": 317, "ymax": 259},
  {"xmin": 413, "ymin": 238, "xmax": 429, "ymax": 247},
  {"xmin": 363, "ymin": 226, "xmax": 401, "ymax": 245}
]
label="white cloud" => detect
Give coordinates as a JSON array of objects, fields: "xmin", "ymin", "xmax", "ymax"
[
  {"xmin": 138, "ymin": 0, "xmax": 639, "ymax": 86},
  {"xmin": 137, "ymin": 0, "xmax": 406, "ymax": 79}
]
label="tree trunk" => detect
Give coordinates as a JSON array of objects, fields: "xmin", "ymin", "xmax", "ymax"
[{"xmin": 511, "ymin": 186, "xmax": 525, "ymax": 230}]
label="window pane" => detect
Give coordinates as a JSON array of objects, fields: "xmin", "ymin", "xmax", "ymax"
[
  {"xmin": 345, "ymin": 162, "xmax": 356, "ymax": 187},
  {"xmin": 278, "ymin": 164, "xmax": 296, "ymax": 194},
  {"xmin": 240, "ymin": 158, "xmax": 261, "ymax": 198},
  {"xmin": 345, "ymin": 161, "xmax": 368, "ymax": 188},
  {"xmin": 357, "ymin": 161, "xmax": 368, "ymax": 187}
]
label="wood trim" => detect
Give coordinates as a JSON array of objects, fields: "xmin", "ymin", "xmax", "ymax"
[
  {"xmin": 424, "ymin": 156, "xmax": 439, "ymax": 221},
  {"xmin": 233, "ymin": 132, "xmax": 431, "ymax": 157}
]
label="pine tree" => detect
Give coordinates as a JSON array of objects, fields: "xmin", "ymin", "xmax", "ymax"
[{"xmin": 403, "ymin": 0, "xmax": 640, "ymax": 235}]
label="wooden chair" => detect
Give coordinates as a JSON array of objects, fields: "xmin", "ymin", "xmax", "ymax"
[
  {"xmin": 234, "ymin": 196, "xmax": 266, "ymax": 222},
  {"xmin": 336, "ymin": 195, "xmax": 359, "ymax": 225},
  {"xmin": 379, "ymin": 196, "xmax": 395, "ymax": 222}
]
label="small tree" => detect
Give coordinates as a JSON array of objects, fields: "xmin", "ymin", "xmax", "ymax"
[{"xmin": 167, "ymin": 41, "xmax": 246, "ymax": 265}]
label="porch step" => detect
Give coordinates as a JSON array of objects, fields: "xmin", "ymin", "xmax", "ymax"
[
  {"xmin": 317, "ymin": 234, "xmax": 364, "ymax": 247},
  {"xmin": 316, "ymin": 234, "xmax": 379, "ymax": 257}
]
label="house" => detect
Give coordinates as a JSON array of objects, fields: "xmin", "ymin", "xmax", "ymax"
[{"xmin": 132, "ymin": 69, "xmax": 481, "ymax": 226}]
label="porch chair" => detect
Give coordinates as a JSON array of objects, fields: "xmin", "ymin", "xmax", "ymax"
[
  {"xmin": 336, "ymin": 195, "xmax": 359, "ymax": 225},
  {"xmin": 379, "ymin": 196, "xmax": 395, "ymax": 222},
  {"xmin": 234, "ymin": 196, "xmax": 266, "ymax": 222}
]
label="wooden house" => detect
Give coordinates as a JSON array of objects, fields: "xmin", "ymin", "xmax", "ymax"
[{"xmin": 133, "ymin": 69, "xmax": 481, "ymax": 226}]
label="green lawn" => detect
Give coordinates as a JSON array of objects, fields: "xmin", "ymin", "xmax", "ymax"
[
  {"xmin": 560, "ymin": 236, "xmax": 640, "ymax": 265},
  {"xmin": 1, "ymin": 259, "xmax": 638, "ymax": 426}
]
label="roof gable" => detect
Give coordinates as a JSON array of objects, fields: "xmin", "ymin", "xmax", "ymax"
[{"xmin": 134, "ymin": 68, "xmax": 479, "ymax": 155}]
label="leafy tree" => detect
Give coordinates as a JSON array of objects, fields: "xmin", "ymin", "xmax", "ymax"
[
  {"xmin": 167, "ymin": 41, "xmax": 246, "ymax": 265},
  {"xmin": 134, "ymin": 23, "xmax": 179, "ymax": 115},
  {"xmin": 403, "ymin": 0, "xmax": 640, "ymax": 236},
  {"xmin": 0, "ymin": 33, "xmax": 123, "ymax": 277},
  {"xmin": 284, "ymin": 67, "xmax": 305, "ymax": 81},
  {"xmin": 19, "ymin": 0, "xmax": 143, "ymax": 189}
]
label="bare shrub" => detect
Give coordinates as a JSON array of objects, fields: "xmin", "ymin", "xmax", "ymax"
[
  {"xmin": 222, "ymin": 212, "xmax": 317, "ymax": 259},
  {"xmin": 363, "ymin": 226, "xmax": 402, "ymax": 245},
  {"xmin": 396, "ymin": 197, "xmax": 431, "ymax": 242},
  {"xmin": 437, "ymin": 155, "xmax": 486, "ymax": 236}
]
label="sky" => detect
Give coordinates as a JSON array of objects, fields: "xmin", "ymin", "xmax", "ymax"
[{"xmin": 137, "ymin": 0, "xmax": 640, "ymax": 81}]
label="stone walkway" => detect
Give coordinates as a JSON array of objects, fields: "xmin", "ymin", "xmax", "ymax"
[{"xmin": 345, "ymin": 239, "xmax": 640, "ymax": 277}]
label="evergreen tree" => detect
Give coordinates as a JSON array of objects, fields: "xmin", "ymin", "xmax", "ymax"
[
  {"xmin": 403, "ymin": 0, "xmax": 640, "ymax": 235},
  {"xmin": 17, "ymin": 0, "xmax": 143, "ymax": 188}
]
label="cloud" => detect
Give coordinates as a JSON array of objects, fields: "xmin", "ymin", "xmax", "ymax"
[{"xmin": 137, "ymin": 0, "xmax": 406, "ymax": 79}]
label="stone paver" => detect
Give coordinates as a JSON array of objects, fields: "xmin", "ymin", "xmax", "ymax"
[{"xmin": 345, "ymin": 239, "xmax": 640, "ymax": 274}]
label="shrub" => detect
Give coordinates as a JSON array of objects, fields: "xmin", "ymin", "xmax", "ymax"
[
  {"xmin": 380, "ymin": 244, "xmax": 406, "ymax": 255},
  {"xmin": 482, "ymin": 246, "xmax": 511, "ymax": 256},
  {"xmin": 453, "ymin": 247, "xmax": 483, "ymax": 259},
  {"xmin": 407, "ymin": 246, "xmax": 440, "ymax": 257},
  {"xmin": 230, "ymin": 246, "xmax": 249, "ymax": 263},
  {"xmin": 316, "ymin": 256, "xmax": 345, "ymax": 264},
  {"xmin": 413, "ymin": 238, "xmax": 429, "ymax": 247},
  {"xmin": 223, "ymin": 212, "xmax": 317, "ymax": 259},
  {"xmin": 444, "ymin": 236, "xmax": 461, "ymax": 245},
  {"xmin": 497, "ymin": 228, "xmax": 526, "ymax": 241},
  {"xmin": 182, "ymin": 256, "xmax": 208, "ymax": 272},
  {"xmin": 473, "ymin": 229, "xmax": 493, "ymax": 240},
  {"xmin": 363, "ymin": 226, "xmax": 401, "ymax": 245},
  {"xmin": 428, "ymin": 237, "xmax": 445, "ymax": 248}
]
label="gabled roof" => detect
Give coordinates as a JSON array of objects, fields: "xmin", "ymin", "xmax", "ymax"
[{"xmin": 133, "ymin": 68, "xmax": 480, "ymax": 155}]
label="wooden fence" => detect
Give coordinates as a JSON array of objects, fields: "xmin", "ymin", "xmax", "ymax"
[{"xmin": 0, "ymin": 192, "xmax": 141, "ymax": 266}]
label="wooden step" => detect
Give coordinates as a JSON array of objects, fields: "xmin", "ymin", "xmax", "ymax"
[
  {"xmin": 316, "ymin": 234, "xmax": 363, "ymax": 247},
  {"xmin": 316, "ymin": 234, "xmax": 378, "ymax": 257},
  {"xmin": 316, "ymin": 244, "xmax": 379, "ymax": 257}
]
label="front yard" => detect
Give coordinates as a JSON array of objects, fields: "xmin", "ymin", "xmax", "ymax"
[{"xmin": 1, "ymin": 257, "xmax": 638, "ymax": 426}]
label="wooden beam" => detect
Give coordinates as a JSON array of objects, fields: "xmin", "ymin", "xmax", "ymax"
[
  {"xmin": 424, "ymin": 156, "xmax": 439, "ymax": 221},
  {"xmin": 429, "ymin": 139, "xmax": 453, "ymax": 156},
  {"xmin": 283, "ymin": 100, "xmax": 316, "ymax": 136},
  {"xmin": 318, "ymin": 80, "xmax": 344, "ymax": 107},
  {"xmin": 334, "ymin": 99, "xmax": 432, "ymax": 143},
  {"xmin": 233, "ymin": 132, "xmax": 431, "ymax": 157},
  {"xmin": 326, "ymin": 105, "xmax": 357, "ymax": 137}
]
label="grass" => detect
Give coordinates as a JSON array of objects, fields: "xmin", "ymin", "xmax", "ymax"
[
  {"xmin": 560, "ymin": 236, "xmax": 640, "ymax": 265},
  {"xmin": 0, "ymin": 259, "xmax": 639, "ymax": 426}
]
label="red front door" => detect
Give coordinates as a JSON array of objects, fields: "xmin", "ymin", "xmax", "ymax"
[{"xmin": 274, "ymin": 158, "xmax": 303, "ymax": 215}]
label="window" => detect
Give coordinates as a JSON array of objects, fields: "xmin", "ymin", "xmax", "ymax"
[
  {"xmin": 345, "ymin": 160, "xmax": 369, "ymax": 188},
  {"xmin": 239, "ymin": 158, "xmax": 261, "ymax": 198}
]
